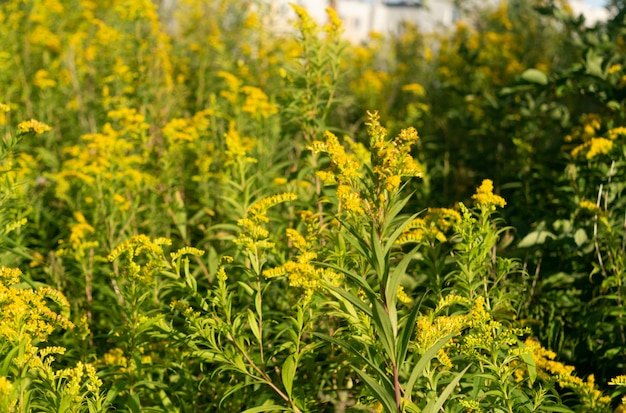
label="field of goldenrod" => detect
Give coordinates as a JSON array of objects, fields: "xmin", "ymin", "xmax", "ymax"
[{"xmin": 1, "ymin": 0, "xmax": 626, "ymax": 411}]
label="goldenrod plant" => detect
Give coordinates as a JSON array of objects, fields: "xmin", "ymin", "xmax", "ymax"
[{"xmin": 2, "ymin": 0, "xmax": 626, "ymax": 411}]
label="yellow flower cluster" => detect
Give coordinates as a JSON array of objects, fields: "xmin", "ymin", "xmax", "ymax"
[
  {"xmin": 396, "ymin": 286, "xmax": 412, "ymax": 305},
  {"xmin": 437, "ymin": 2, "xmax": 540, "ymax": 89},
  {"xmin": 610, "ymin": 375, "xmax": 626, "ymax": 386},
  {"xmin": 235, "ymin": 193, "xmax": 298, "ymax": 252},
  {"xmin": 170, "ymin": 246, "xmax": 205, "ymax": 262},
  {"xmin": 568, "ymin": 115, "xmax": 626, "ymax": 160},
  {"xmin": 472, "ymin": 179, "xmax": 506, "ymax": 210},
  {"xmin": 224, "ymin": 122, "xmax": 258, "ymax": 167},
  {"xmin": 56, "ymin": 212, "xmax": 99, "ymax": 260},
  {"xmin": 108, "ymin": 235, "xmax": 172, "ymax": 283},
  {"xmin": 523, "ymin": 338, "xmax": 611, "ymax": 408},
  {"xmin": 458, "ymin": 398, "xmax": 482, "ymax": 412},
  {"xmin": 0, "ymin": 376, "xmax": 15, "ymax": 412},
  {"xmin": 401, "ymin": 83, "xmax": 425, "ymax": 96},
  {"xmin": 572, "ymin": 137, "xmax": 613, "ymax": 160},
  {"xmin": 396, "ymin": 208, "xmax": 461, "ymax": 244},
  {"xmin": 578, "ymin": 199, "xmax": 600, "ymax": 213},
  {"xmin": 0, "ymin": 266, "xmax": 74, "ymax": 344},
  {"xmin": 54, "ymin": 109, "xmax": 155, "ymax": 205},
  {"xmin": 367, "ymin": 111, "xmax": 423, "ymax": 193},
  {"xmin": 263, "ymin": 258, "xmax": 339, "ymax": 298},
  {"xmin": 263, "ymin": 210, "xmax": 339, "ymax": 297},
  {"xmin": 416, "ymin": 295, "xmax": 472, "ymax": 364},
  {"xmin": 163, "ymin": 109, "xmax": 213, "ymax": 144},
  {"xmin": 241, "ymin": 86, "xmax": 278, "ymax": 118},
  {"xmin": 309, "ymin": 131, "xmax": 361, "ymax": 183},
  {"xmin": 417, "ymin": 295, "xmax": 528, "ymax": 368},
  {"xmin": 16, "ymin": 119, "xmax": 51, "ymax": 135}
]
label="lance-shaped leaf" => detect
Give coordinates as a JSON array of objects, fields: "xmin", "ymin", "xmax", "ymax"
[{"xmin": 422, "ymin": 364, "xmax": 470, "ymax": 413}]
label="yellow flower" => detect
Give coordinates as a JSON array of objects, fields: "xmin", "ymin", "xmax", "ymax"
[
  {"xmin": 397, "ymin": 286, "xmax": 412, "ymax": 304},
  {"xmin": 401, "ymin": 83, "xmax": 425, "ymax": 96},
  {"xmin": 472, "ymin": 179, "xmax": 506, "ymax": 209},
  {"xmin": 17, "ymin": 119, "xmax": 51, "ymax": 135},
  {"xmin": 578, "ymin": 200, "xmax": 600, "ymax": 213},
  {"xmin": 170, "ymin": 246, "xmax": 205, "ymax": 262},
  {"xmin": 241, "ymin": 86, "xmax": 278, "ymax": 118},
  {"xmin": 608, "ymin": 64, "xmax": 622, "ymax": 75},
  {"xmin": 33, "ymin": 69, "xmax": 57, "ymax": 89},
  {"xmin": 609, "ymin": 375, "xmax": 626, "ymax": 386}
]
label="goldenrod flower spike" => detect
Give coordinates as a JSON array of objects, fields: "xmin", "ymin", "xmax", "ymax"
[
  {"xmin": 17, "ymin": 119, "xmax": 51, "ymax": 135},
  {"xmin": 472, "ymin": 179, "xmax": 506, "ymax": 210}
]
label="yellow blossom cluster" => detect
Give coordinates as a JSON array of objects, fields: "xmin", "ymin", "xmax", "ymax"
[
  {"xmin": 523, "ymin": 339, "xmax": 611, "ymax": 408},
  {"xmin": 235, "ymin": 193, "xmax": 298, "ymax": 252},
  {"xmin": 108, "ymin": 235, "xmax": 172, "ymax": 283},
  {"xmin": 16, "ymin": 119, "xmax": 51, "ymax": 135},
  {"xmin": 263, "ymin": 259, "xmax": 339, "ymax": 297},
  {"xmin": 0, "ymin": 266, "xmax": 74, "ymax": 344},
  {"xmin": 56, "ymin": 212, "xmax": 99, "ymax": 260},
  {"xmin": 396, "ymin": 208, "xmax": 461, "ymax": 244},
  {"xmin": 163, "ymin": 109, "xmax": 214, "ymax": 144},
  {"xmin": 54, "ymin": 109, "xmax": 155, "ymax": 204},
  {"xmin": 367, "ymin": 111, "xmax": 423, "ymax": 193},
  {"xmin": 241, "ymin": 86, "xmax": 278, "ymax": 118},
  {"xmin": 263, "ymin": 210, "xmax": 339, "ymax": 296},
  {"xmin": 568, "ymin": 115, "xmax": 626, "ymax": 160},
  {"xmin": 0, "ymin": 102, "xmax": 9, "ymax": 127},
  {"xmin": 417, "ymin": 295, "xmax": 528, "ymax": 368},
  {"xmin": 0, "ymin": 376, "xmax": 15, "ymax": 411},
  {"xmin": 578, "ymin": 200, "xmax": 600, "ymax": 213},
  {"xmin": 308, "ymin": 112, "xmax": 423, "ymax": 219},
  {"xmin": 472, "ymin": 179, "xmax": 506, "ymax": 210},
  {"xmin": 309, "ymin": 131, "xmax": 361, "ymax": 184},
  {"xmin": 224, "ymin": 122, "xmax": 258, "ymax": 167},
  {"xmin": 396, "ymin": 286, "xmax": 412, "ymax": 305},
  {"xmin": 458, "ymin": 398, "xmax": 482, "ymax": 412}
]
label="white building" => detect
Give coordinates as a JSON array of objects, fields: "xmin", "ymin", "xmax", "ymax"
[
  {"xmin": 270, "ymin": 0, "xmax": 459, "ymax": 43},
  {"xmin": 568, "ymin": 0, "xmax": 611, "ymax": 25},
  {"xmin": 268, "ymin": 0, "xmax": 611, "ymax": 43}
]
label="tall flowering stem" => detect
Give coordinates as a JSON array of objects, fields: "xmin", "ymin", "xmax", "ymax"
[{"xmin": 310, "ymin": 112, "xmax": 466, "ymax": 412}]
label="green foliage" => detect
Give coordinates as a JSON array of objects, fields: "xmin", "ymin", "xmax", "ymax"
[{"xmin": 1, "ymin": 0, "xmax": 626, "ymax": 411}]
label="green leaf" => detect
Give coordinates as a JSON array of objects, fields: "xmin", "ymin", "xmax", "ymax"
[
  {"xmin": 1, "ymin": 346, "xmax": 20, "ymax": 376},
  {"xmin": 281, "ymin": 355, "xmax": 296, "ymax": 398},
  {"xmin": 372, "ymin": 299, "xmax": 397, "ymax": 361},
  {"xmin": 607, "ymin": 100, "xmax": 621, "ymax": 111},
  {"xmin": 352, "ymin": 366, "xmax": 397, "ymax": 413},
  {"xmin": 237, "ymin": 281, "xmax": 255, "ymax": 296},
  {"xmin": 183, "ymin": 259, "xmax": 197, "ymax": 292},
  {"xmin": 127, "ymin": 394, "xmax": 142, "ymax": 413},
  {"xmin": 241, "ymin": 405, "xmax": 289, "ymax": 413},
  {"xmin": 313, "ymin": 333, "xmax": 395, "ymax": 393},
  {"xmin": 521, "ymin": 68, "xmax": 548, "ymax": 85},
  {"xmin": 327, "ymin": 285, "xmax": 373, "ymax": 318},
  {"xmin": 585, "ymin": 49, "xmax": 604, "ymax": 78},
  {"xmin": 385, "ymin": 245, "xmax": 419, "ymax": 316},
  {"xmin": 396, "ymin": 298, "xmax": 423, "ymax": 366},
  {"xmin": 574, "ymin": 228, "xmax": 588, "ymax": 247},
  {"xmin": 405, "ymin": 401, "xmax": 421, "ymax": 413},
  {"xmin": 517, "ymin": 230, "xmax": 555, "ymax": 248},
  {"xmin": 405, "ymin": 335, "xmax": 453, "ymax": 398},
  {"xmin": 540, "ymin": 407, "xmax": 575, "ymax": 412},
  {"xmin": 247, "ymin": 309, "xmax": 261, "ymax": 342},
  {"xmin": 423, "ymin": 364, "xmax": 470, "ymax": 413},
  {"xmin": 371, "ymin": 226, "xmax": 387, "ymax": 279},
  {"xmin": 383, "ymin": 211, "xmax": 419, "ymax": 256},
  {"xmin": 220, "ymin": 382, "xmax": 258, "ymax": 408},
  {"xmin": 519, "ymin": 345, "xmax": 536, "ymax": 384}
]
